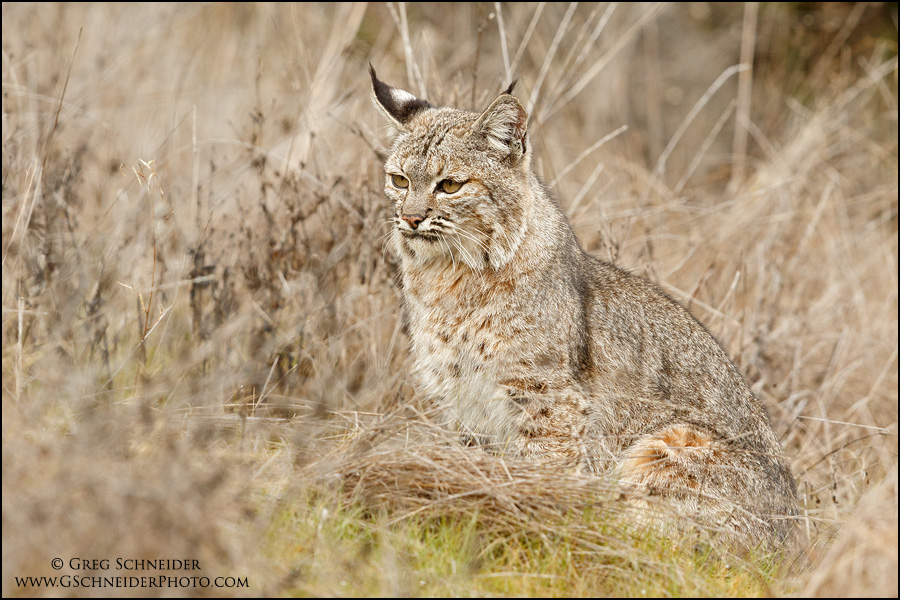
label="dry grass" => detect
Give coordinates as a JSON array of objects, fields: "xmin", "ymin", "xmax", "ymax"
[{"xmin": 2, "ymin": 2, "xmax": 897, "ymax": 597}]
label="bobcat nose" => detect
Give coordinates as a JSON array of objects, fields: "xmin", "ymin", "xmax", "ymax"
[{"xmin": 402, "ymin": 213, "xmax": 425, "ymax": 229}]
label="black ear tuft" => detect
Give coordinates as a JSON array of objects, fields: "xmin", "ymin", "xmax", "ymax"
[
  {"xmin": 370, "ymin": 64, "xmax": 432, "ymax": 127},
  {"xmin": 502, "ymin": 80, "xmax": 517, "ymax": 96}
]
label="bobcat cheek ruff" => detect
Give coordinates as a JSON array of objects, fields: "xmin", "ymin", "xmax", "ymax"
[{"xmin": 371, "ymin": 67, "xmax": 797, "ymax": 549}]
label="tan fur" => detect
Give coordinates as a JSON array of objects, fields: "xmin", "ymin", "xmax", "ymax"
[{"xmin": 370, "ymin": 66, "xmax": 798, "ymax": 549}]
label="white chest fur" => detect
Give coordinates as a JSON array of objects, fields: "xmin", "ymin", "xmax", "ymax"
[{"xmin": 402, "ymin": 263, "xmax": 523, "ymax": 442}]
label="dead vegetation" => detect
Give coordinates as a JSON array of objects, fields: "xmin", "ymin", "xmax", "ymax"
[{"xmin": 2, "ymin": 2, "xmax": 897, "ymax": 597}]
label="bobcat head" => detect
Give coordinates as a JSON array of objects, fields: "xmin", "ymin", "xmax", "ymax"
[{"xmin": 370, "ymin": 65, "xmax": 534, "ymax": 271}]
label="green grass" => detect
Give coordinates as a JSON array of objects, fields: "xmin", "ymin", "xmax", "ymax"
[{"xmin": 261, "ymin": 490, "xmax": 780, "ymax": 597}]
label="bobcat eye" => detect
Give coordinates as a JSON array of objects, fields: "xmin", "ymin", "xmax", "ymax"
[
  {"xmin": 439, "ymin": 179, "xmax": 463, "ymax": 194},
  {"xmin": 391, "ymin": 174, "xmax": 409, "ymax": 189}
]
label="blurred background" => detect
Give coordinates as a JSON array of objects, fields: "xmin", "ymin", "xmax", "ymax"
[{"xmin": 3, "ymin": 3, "xmax": 897, "ymax": 596}]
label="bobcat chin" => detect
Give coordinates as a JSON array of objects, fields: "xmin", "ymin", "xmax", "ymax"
[{"xmin": 370, "ymin": 65, "xmax": 797, "ymax": 549}]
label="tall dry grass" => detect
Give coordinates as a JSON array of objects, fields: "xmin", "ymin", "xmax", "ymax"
[{"xmin": 2, "ymin": 2, "xmax": 897, "ymax": 597}]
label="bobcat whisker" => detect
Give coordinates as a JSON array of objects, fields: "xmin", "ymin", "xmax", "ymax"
[
  {"xmin": 472, "ymin": 221, "xmax": 514, "ymax": 253},
  {"xmin": 448, "ymin": 233, "xmax": 485, "ymax": 279},
  {"xmin": 438, "ymin": 233, "xmax": 458, "ymax": 270},
  {"xmin": 450, "ymin": 226, "xmax": 490, "ymax": 255}
]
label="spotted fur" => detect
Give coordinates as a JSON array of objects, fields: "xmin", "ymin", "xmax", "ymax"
[{"xmin": 370, "ymin": 67, "xmax": 798, "ymax": 548}]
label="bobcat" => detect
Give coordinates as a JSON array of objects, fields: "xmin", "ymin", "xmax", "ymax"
[{"xmin": 370, "ymin": 65, "xmax": 798, "ymax": 548}]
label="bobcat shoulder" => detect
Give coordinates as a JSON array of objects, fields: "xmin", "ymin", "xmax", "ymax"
[{"xmin": 370, "ymin": 65, "xmax": 798, "ymax": 548}]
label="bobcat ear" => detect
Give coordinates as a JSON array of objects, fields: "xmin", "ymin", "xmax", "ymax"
[
  {"xmin": 369, "ymin": 64, "xmax": 431, "ymax": 129},
  {"xmin": 474, "ymin": 92, "xmax": 528, "ymax": 159}
]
